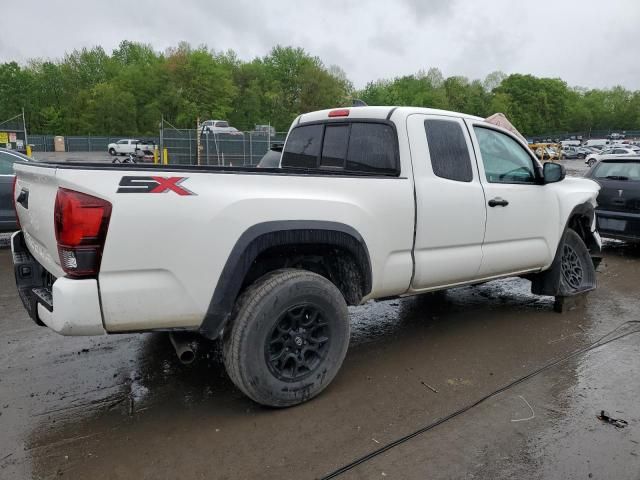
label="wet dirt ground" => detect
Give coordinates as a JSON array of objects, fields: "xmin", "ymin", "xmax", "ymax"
[{"xmin": 2, "ymin": 241, "xmax": 640, "ymax": 480}]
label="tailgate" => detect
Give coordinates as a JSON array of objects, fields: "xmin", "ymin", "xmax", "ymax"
[{"xmin": 13, "ymin": 163, "xmax": 65, "ymax": 278}]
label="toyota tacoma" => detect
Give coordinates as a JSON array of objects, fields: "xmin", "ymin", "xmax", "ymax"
[{"xmin": 11, "ymin": 106, "xmax": 601, "ymax": 407}]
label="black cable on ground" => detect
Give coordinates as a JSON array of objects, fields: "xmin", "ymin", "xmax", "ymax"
[{"xmin": 319, "ymin": 320, "xmax": 640, "ymax": 479}]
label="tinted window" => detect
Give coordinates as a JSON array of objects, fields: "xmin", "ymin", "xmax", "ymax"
[
  {"xmin": 281, "ymin": 124, "xmax": 323, "ymax": 168},
  {"xmin": 593, "ymin": 161, "xmax": 640, "ymax": 180},
  {"xmin": 346, "ymin": 123, "xmax": 397, "ymax": 174},
  {"xmin": 424, "ymin": 119, "xmax": 473, "ymax": 182},
  {"xmin": 321, "ymin": 125, "xmax": 349, "ymax": 168},
  {"xmin": 474, "ymin": 127, "xmax": 536, "ymax": 184},
  {"xmin": 215, "ymin": 122, "xmax": 229, "ymax": 128},
  {"xmin": 282, "ymin": 122, "xmax": 398, "ymax": 174}
]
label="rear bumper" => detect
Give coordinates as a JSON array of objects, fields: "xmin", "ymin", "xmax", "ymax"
[
  {"xmin": 11, "ymin": 231, "xmax": 105, "ymax": 335},
  {"xmin": 596, "ymin": 209, "xmax": 640, "ymax": 242}
]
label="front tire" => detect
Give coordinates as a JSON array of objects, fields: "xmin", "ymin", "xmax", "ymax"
[
  {"xmin": 108, "ymin": 148, "xmax": 116, "ymax": 156},
  {"xmin": 223, "ymin": 269, "xmax": 350, "ymax": 407},
  {"xmin": 558, "ymin": 229, "xmax": 596, "ymax": 295}
]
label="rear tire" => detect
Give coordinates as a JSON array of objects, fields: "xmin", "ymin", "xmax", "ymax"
[{"xmin": 223, "ymin": 269, "xmax": 350, "ymax": 407}]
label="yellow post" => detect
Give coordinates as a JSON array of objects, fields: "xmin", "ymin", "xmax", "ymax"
[
  {"xmin": 26, "ymin": 145, "xmax": 32, "ymax": 157},
  {"xmin": 153, "ymin": 148, "xmax": 159, "ymax": 164},
  {"xmin": 163, "ymin": 148, "xmax": 168, "ymax": 165}
]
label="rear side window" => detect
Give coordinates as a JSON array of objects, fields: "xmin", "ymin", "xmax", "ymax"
[
  {"xmin": 282, "ymin": 122, "xmax": 398, "ymax": 175},
  {"xmin": 281, "ymin": 124, "xmax": 323, "ymax": 169},
  {"xmin": 424, "ymin": 119, "xmax": 473, "ymax": 182}
]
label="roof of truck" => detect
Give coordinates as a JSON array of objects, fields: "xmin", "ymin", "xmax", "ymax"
[{"xmin": 298, "ymin": 106, "xmax": 485, "ymax": 124}]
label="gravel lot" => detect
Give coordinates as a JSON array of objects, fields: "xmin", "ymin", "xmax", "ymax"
[{"xmin": 1, "ymin": 242, "xmax": 639, "ymax": 479}]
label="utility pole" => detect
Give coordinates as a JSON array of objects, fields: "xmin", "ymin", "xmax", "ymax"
[
  {"xmin": 196, "ymin": 116, "xmax": 201, "ymax": 166},
  {"xmin": 22, "ymin": 107, "xmax": 28, "ymax": 146}
]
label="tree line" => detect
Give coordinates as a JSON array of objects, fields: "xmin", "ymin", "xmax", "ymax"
[{"xmin": 1, "ymin": 41, "xmax": 639, "ymax": 137}]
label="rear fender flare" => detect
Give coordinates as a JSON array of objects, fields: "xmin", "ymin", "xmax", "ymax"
[{"xmin": 199, "ymin": 221, "xmax": 371, "ymax": 339}]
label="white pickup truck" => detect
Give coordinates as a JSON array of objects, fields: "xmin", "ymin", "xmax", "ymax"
[
  {"xmin": 11, "ymin": 106, "xmax": 601, "ymax": 407},
  {"xmin": 107, "ymin": 139, "xmax": 154, "ymax": 156}
]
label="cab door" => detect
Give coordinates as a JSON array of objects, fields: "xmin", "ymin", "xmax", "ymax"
[
  {"xmin": 466, "ymin": 121, "xmax": 559, "ymax": 277},
  {"xmin": 407, "ymin": 114, "xmax": 487, "ymax": 291}
]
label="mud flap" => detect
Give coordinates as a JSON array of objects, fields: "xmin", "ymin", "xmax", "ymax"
[{"xmin": 530, "ymin": 229, "xmax": 597, "ymax": 309}]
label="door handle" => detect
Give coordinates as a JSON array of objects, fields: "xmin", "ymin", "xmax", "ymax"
[{"xmin": 488, "ymin": 197, "xmax": 509, "ymax": 207}]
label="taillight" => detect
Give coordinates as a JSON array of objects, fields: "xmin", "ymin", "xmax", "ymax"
[
  {"xmin": 54, "ymin": 188, "xmax": 111, "ymax": 278},
  {"xmin": 328, "ymin": 109, "xmax": 350, "ymax": 118},
  {"xmin": 12, "ymin": 176, "xmax": 20, "ymax": 229}
]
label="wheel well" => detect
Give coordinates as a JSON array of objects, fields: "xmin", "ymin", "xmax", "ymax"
[
  {"xmin": 567, "ymin": 212, "xmax": 597, "ymax": 252},
  {"xmin": 242, "ymin": 244, "xmax": 366, "ymax": 306},
  {"xmin": 200, "ymin": 222, "xmax": 372, "ymax": 340}
]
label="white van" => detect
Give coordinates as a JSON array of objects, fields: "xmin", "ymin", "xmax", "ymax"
[{"xmin": 582, "ymin": 139, "xmax": 610, "ymax": 148}]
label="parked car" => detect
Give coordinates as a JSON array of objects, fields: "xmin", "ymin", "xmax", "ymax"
[
  {"xmin": 530, "ymin": 143, "xmax": 561, "ymax": 160},
  {"xmin": 563, "ymin": 146, "xmax": 597, "ymax": 160},
  {"xmin": 108, "ymin": 139, "xmax": 155, "ymax": 156},
  {"xmin": 577, "ymin": 146, "xmax": 597, "ymax": 158},
  {"xmin": 561, "ymin": 146, "xmax": 580, "ymax": 159},
  {"xmin": 201, "ymin": 120, "xmax": 244, "ymax": 136},
  {"xmin": 585, "ymin": 147, "xmax": 640, "ymax": 167},
  {"xmin": 11, "ymin": 106, "xmax": 601, "ymax": 407},
  {"xmin": 256, "ymin": 142, "xmax": 283, "ymax": 168},
  {"xmin": 0, "ymin": 147, "xmax": 30, "ymax": 232},
  {"xmin": 585, "ymin": 155, "xmax": 640, "ymax": 242}
]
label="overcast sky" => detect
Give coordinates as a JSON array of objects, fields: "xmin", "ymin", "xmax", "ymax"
[{"xmin": 1, "ymin": 0, "xmax": 639, "ymax": 90}]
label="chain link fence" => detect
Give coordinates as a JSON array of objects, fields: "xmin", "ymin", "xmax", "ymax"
[
  {"xmin": 27, "ymin": 135, "xmax": 160, "ymax": 153},
  {"xmin": 25, "ymin": 130, "xmax": 287, "ymax": 165},
  {"xmin": 161, "ymin": 122, "xmax": 287, "ymax": 166}
]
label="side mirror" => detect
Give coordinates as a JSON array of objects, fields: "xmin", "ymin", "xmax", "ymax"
[{"xmin": 543, "ymin": 162, "xmax": 566, "ymax": 183}]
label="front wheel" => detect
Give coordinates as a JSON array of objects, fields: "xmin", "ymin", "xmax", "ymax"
[
  {"xmin": 108, "ymin": 148, "xmax": 116, "ymax": 156},
  {"xmin": 578, "ymin": 153, "xmax": 585, "ymax": 159},
  {"xmin": 558, "ymin": 229, "xmax": 596, "ymax": 295},
  {"xmin": 587, "ymin": 158, "xmax": 596, "ymax": 167},
  {"xmin": 223, "ymin": 269, "xmax": 350, "ymax": 407}
]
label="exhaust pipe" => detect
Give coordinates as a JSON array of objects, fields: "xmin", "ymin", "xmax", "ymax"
[{"xmin": 169, "ymin": 333, "xmax": 196, "ymax": 365}]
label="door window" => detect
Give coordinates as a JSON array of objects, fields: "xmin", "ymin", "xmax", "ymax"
[{"xmin": 474, "ymin": 127, "xmax": 537, "ymax": 184}]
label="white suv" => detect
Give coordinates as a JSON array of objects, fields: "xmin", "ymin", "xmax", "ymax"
[{"xmin": 586, "ymin": 146, "xmax": 640, "ymax": 167}]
